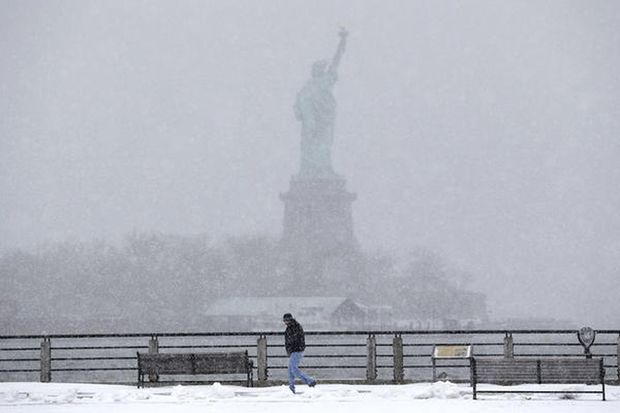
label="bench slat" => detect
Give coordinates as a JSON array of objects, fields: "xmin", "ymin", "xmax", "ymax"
[
  {"xmin": 475, "ymin": 359, "xmax": 538, "ymax": 384},
  {"xmin": 139, "ymin": 353, "xmax": 194, "ymax": 375},
  {"xmin": 194, "ymin": 352, "xmax": 250, "ymax": 375}
]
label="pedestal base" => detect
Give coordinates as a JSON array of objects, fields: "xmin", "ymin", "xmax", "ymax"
[
  {"xmin": 280, "ymin": 177, "xmax": 356, "ymax": 254},
  {"xmin": 279, "ymin": 177, "xmax": 358, "ymax": 292}
]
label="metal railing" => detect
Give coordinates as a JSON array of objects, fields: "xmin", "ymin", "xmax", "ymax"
[{"xmin": 1, "ymin": 329, "xmax": 619, "ymax": 385}]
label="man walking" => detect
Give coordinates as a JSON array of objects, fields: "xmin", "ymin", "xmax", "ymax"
[{"xmin": 283, "ymin": 313, "xmax": 316, "ymax": 393}]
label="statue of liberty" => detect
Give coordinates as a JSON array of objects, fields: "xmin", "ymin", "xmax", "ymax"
[{"xmin": 294, "ymin": 28, "xmax": 348, "ymax": 180}]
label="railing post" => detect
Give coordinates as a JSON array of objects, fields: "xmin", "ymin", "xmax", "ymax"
[
  {"xmin": 366, "ymin": 334, "xmax": 377, "ymax": 382},
  {"xmin": 504, "ymin": 333, "xmax": 514, "ymax": 358},
  {"xmin": 257, "ymin": 335, "xmax": 268, "ymax": 383},
  {"xmin": 148, "ymin": 335, "xmax": 159, "ymax": 382},
  {"xmin": 393, "ymin": 334, "xmax": 404, "ymax": 383},
  {"xmin": 40, "ymin": 337, "xmax": 51, "ymax": 383},
  {"xmin": 148, "ymin": 335, "xmax": 159, "ymax": 354}
]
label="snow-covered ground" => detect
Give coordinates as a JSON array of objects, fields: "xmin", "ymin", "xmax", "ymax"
[{"xmin": 0, "ymin": 381, "xmax": 618, "ymax": 413}]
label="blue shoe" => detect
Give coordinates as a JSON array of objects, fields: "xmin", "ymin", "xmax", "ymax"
[
  {"xmin": 289, "ymin": 385, "xmax": 296, "ymax": 394},
  {"xmin": 308, "ymin": 380, "xmax": 317, "ymax": 387}
]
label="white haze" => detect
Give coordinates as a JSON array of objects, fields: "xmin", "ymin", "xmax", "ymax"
[{"xmin": 1, "ymin": 0, "xmax": 619, "ymax": 325}]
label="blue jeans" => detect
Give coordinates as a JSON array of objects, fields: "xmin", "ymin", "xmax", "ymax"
[{"xmin": 288, "ymin": 351, "xmax": 314, "ymax": 388}]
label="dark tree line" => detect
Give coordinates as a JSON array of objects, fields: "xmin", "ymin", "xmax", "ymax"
[{"xmin": 0, "ymin": 233, "xmax": 487, "ymax": 334}]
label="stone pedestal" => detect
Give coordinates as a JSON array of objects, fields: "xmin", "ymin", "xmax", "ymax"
[
  {"xmin": 279, "ymin": 177, "xmax": 357, "ymax": 291},
  {"xmin": 280, "ymin": 177, "xmax": 356, "ymax": 253}
]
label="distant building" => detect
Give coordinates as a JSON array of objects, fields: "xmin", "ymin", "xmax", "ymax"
[{"xmin": 204, "ymin": 297, "xmax": 390, "ymax": 331}]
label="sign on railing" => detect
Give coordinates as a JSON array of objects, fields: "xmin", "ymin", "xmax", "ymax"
[
  {"xmin": 432, "ymin": 345, "xmax": 472, "ymax": 359},
  {"xmin": 431, "ymin": 345, "xmax": 472, "ymax": 382}
]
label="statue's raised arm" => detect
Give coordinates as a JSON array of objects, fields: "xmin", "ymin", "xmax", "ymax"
[{"xmin": 328, "ymin": 28, "xmax": 348, "ymax": 78}]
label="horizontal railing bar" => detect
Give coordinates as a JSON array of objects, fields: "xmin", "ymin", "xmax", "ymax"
[
  {"xmin": 0, "ymin": 353, "xmax": 616, "ymax": 358},
  {"xmin": 5, "ymin": 329, "xmax": 619, "ymax": 340},
  {"xmin": 268, "ymin": 355, "xmax": 367, "ymax": 359},
  {"xmin": 306, "ymin": 355, "xmax": 366, "ymax": 359},
  {"xmin": 267, "ymin": 344, "xmax": 366, "ymax": 348},
  {"xmin": 515, "ymin": 343, "xmax": 591, "ymax": 346},
  {"xmin": 268, "ymin": 366, "xmax": 365, "ymax": 369},
  {"xmin": 402, "ymin": 343, "xmax": 504, "ymax": 347},
  {"xmin": 0, "ymin": 348, "xmax": 40, "ymax": 351},
  {"xmin": 306, "ymin": 344, "xmax": 368, "ymax": 347},
  {"xmin": 531, "ymin": 354, "xmax": 618, "ymax": 357},
  {"xmin": 52, "ymin": 346, "xmax": 148, "ymax": 350},
  {"xmin": 404, "ymin": 353, "xmax": 499, "ymax": 358},
  {"xmin": 512, "ymin": 354, "xmax": 604, "ymax": 357},
  {"xmin": 51, "ymin": 356, "xmax": 136, "ymax": 361},
  {"xmin": 419, "ymin": 354, "xmax": 504, "ymax": 357},
  {"xmin": 0, "ymin": 369, "xmax": 40, "ymax": 372},
  {"xmin": 268, "ymin": 354, "xmax": 390, "ymax": 357},
  {"xmin": 51, "ymin": 367, "xmax": 137, "ymax": 371},
  {"xmin": 159, "ymin": 345, "xmax": 251, "ymax": 349},
  {"xmin": 10, "ymin": 352, "xmax": 615, "ymax": 359},
  {"xmin": 37, "ymin": 344, "xmax": 614, "ymax": 351}
]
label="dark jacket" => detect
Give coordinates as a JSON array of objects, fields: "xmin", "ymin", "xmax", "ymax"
[{"xmin": 284, "ymin": 319, "xmax": 306, "ymax": 355}]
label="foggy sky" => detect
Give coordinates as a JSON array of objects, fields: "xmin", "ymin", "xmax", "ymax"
[{"xmin": 1, "ymin": 0, "xmax": 619, "ymax": 325}]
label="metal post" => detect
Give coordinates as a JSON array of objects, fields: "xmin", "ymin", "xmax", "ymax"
[
  {"xmin": 148, "ymin": 335, "xmax": 159, "ymax": 382},
  {"xmin": 393, "ymin": 334, "xmax": 404, "ymax": 383},
  {"xmin": 504, "ymin": 333, "xmax": 514, "ymax": 358},
  {"xmin": 366, "ymin": 334, "xmax": 377, "ymax": 382},
  {"xmin": 257, "ymin": 335, "xmax": 268, "ymax": 382},
  {"xmin": 148, "ymin": 336, "xmax": 159, "ymax": 354},
  {"xmin": 40, "ymin": 337, "xmax": 51, "ymax": 383},
  {"xmin": 471, "ymin": 358, "xmax": 477, "ymax": 399}
]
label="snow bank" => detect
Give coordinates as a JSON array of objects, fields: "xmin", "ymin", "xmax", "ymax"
[{"xmin": 0, "ymin": 382, "xmax": 618, "ymax": 413}]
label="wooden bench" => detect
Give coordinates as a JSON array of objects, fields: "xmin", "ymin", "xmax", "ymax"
[
  {"xmin": 137, "ymin": 351, "xmax": 253, "ymax": 388},
  {"xmin": 471, "ymin": 357, "xmax": 605, "ymax": 400}
]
